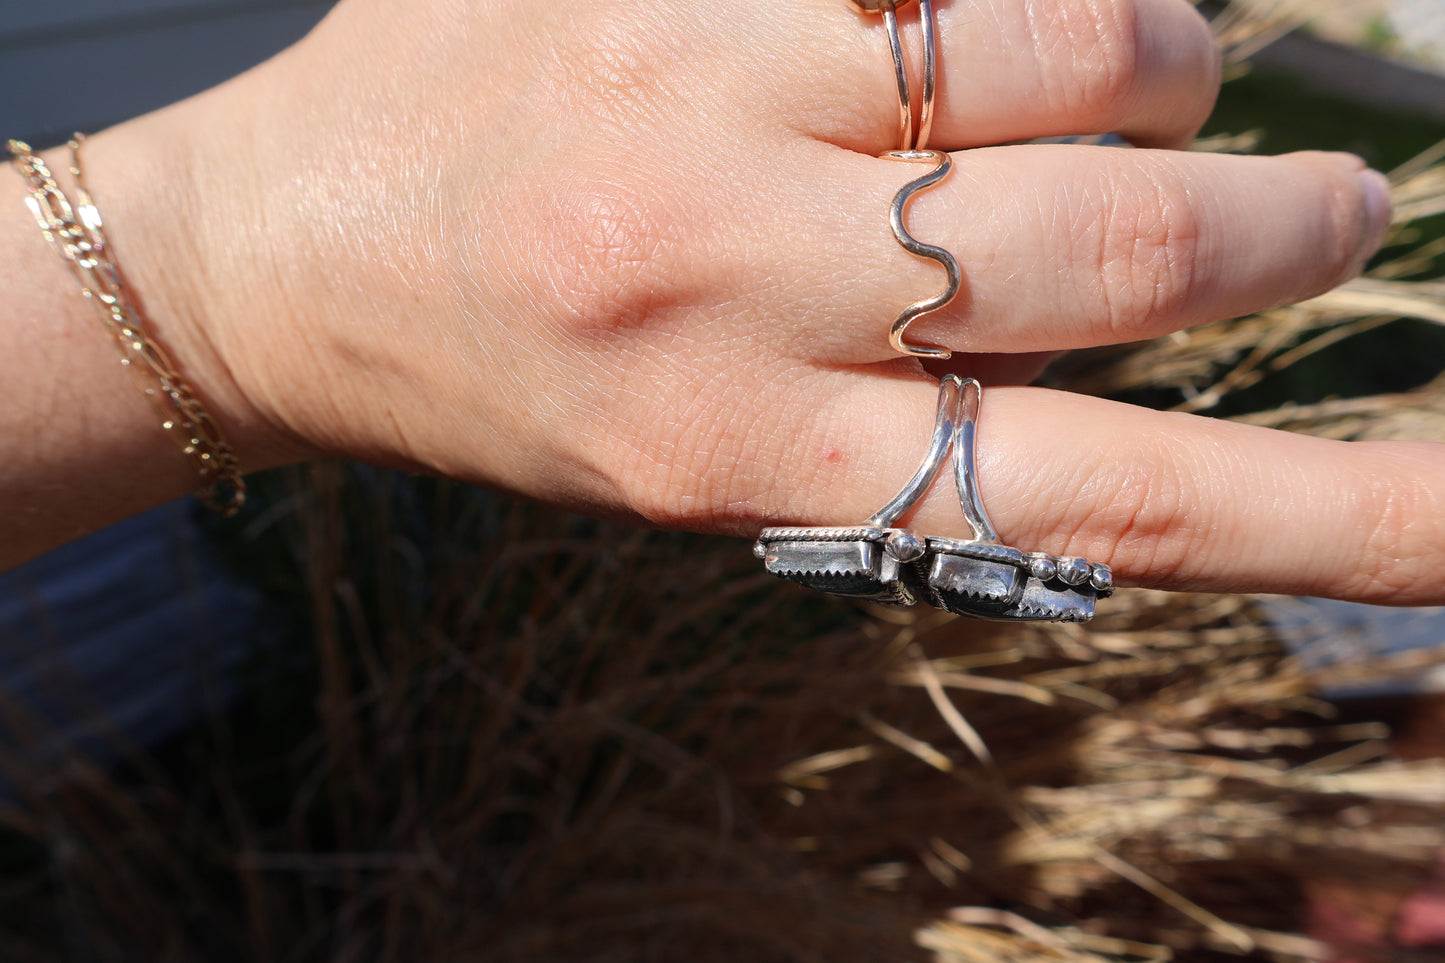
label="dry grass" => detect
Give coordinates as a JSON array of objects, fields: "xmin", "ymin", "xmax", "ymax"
[
  {"xmin": 1046, "ymin": 142, "xmax": 1445, "ymax": 435},
  {"xmin": 6, "ymin": 493, "xmax": 1445, "ymax": 962},
  {"xmin": 1, "ymin": 9, "xmax": 1444, "ymax": 963}
]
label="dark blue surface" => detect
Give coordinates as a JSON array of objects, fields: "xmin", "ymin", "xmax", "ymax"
[
  {"xmin": 1270, "ymin": 596, "xmax": 1445, "ymax": 698},
  {"xmin": 0, "ymin": 498, "xmax": 284, "ymax": 783}
]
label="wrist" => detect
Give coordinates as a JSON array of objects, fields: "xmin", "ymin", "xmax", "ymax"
[{"xmin": 79, "ymin": 107, "xmax": 316, "ymax": 478}]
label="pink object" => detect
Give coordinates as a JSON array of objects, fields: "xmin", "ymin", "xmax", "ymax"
[{"xmin": 1396, "ymin": 854, "xmax": 1445, "ymax": 947}]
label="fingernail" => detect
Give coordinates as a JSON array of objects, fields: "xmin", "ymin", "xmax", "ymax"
[{"xmin": 1359, "ymin": 168, "xmax": 1393, "ymax": 257}]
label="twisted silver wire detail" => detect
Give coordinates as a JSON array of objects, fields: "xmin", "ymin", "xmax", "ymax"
[{"xmin": 884, "ymin": 148, "xmax": 961, "ymax": 359}]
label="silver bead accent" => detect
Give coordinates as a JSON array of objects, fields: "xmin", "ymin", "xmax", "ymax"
[
  {"xmin": 1057, "ymin": 556, "xmax": 1092, "ymax": 586},
  {"xmin": 1027, "ymin": 553, "xmax": 1058, "ymax": 582},
  {"xmin": 885, "ymin": 530, "xmax": 926, "ymax": 563}
]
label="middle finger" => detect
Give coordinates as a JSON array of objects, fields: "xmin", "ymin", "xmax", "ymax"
[{"xmin": 743, "ymin": 142, "xmax": 1391, "ymax": 362}]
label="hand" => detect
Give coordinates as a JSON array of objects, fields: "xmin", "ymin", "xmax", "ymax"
[{"xmin": 80, "ymin": 0, "xmax": 1441, "ymax": 603}]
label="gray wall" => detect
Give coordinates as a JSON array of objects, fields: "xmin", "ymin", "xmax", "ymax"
[
  {"xmin": 0, "ymin": 0, "xmax": 335, "ymax": 146},
  {"xmin": 9, "ymin": 0, "xmax": 1445, "ymax": 147}
]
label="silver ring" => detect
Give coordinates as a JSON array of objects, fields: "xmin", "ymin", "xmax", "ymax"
[
  {"xmin": 753, "ymin": 374, "xmax": 964, "ymax": 606},
  {"xmin": 865, "ymin": 372, "xmax": 961, "ymax": 527},
  {"xmin": 756, "ymin": 377, "xmax": 1116, "ymax": 622},
  {"xmin": 950, "ymin": 376, "xmax": 997, "ymax": 543},
  {"xmin": 923, "ymin": 379, "xmax": 1115, "ymax": 622}
]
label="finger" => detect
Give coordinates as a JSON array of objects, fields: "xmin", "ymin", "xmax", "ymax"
[
  {"xmin": 754, "ymin": 145, "xmax": 1391, "ymax": 362},
  {"xmin": 724, "ymin": 376, "xmax": 1445, "ymax": 607},
  {"xmin": 973, "ymin": 388, "xmax": 1445, "ymax": 606},
  {"xmin": 801, "ymin": 0, "xmax": 1219, "ymax": 151}
]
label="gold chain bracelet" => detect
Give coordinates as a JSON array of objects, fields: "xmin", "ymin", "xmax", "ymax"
[{"xmin": 7, "ymin": 135, "xmax": 245, "ymax": 516}]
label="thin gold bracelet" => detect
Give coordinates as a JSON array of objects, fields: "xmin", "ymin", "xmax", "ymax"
[{"xmin": 7, "ymin": 135, "xmax": 245, "ymax": 516}]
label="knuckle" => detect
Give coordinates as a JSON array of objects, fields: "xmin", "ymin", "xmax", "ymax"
[
  {"xmin": 521, "ymin": 168, "xmax": 696, "ymax": 337},
  {"xmin": 1077, "ymin": 164, "xmax": 1206, "ymax": 339},
  {"xmin": 604, "ymin": 364, "xmax": 819, "ymax": 533},
  {"xmin": 1039, "ymin": 0, "xmax": 1142, "ymax": 127},
  {"xmin": 619, "ymin": 444, "xmax": 726, "ymax": 529},
  {"xmin": 1066, "ymin": 437, "xmax": 1199, "ymax": 584},
  {"xmin": 1344, "ymin": 447, "xmax": 1445, "ymax": 603},
  {"xmin": 569, "ymin": 377, "xmax": 699, "ymax": 526},
  {"xmin": 607, "ymin": 379, "xmax": 765, "ymax": 530}
]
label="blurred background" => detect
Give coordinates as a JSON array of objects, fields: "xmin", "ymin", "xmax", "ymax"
[{"xmin": 1, "ymin": 1, "xmax": 1444, "ymax": 961}]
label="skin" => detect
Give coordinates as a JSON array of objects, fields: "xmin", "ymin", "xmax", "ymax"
[{"xmin": 2, "ymin": 0, "xmax": 1442, "ymax": 605}]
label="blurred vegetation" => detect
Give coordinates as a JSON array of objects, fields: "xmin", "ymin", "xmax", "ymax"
[
  {"xmin": 1146, "ymin": 66, "xmax": 1445, "ymax": 416},
  {"xmin": 1207, "ymin": 66, "xmax": 1445, "ymax": 169}
]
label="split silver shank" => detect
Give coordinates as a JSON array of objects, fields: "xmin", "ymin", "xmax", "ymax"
[{"xmin": 756, "ymin": 377, "xmax": 1115, "ymax": 623}]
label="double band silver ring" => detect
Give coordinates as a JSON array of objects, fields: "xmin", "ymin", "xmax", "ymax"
[{"xmin": 755, "ymin": 376, "xmax": 1114, "ymax": 623}]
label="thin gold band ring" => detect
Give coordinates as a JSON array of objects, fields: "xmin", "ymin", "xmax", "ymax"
[{"xmin": 850, "ymin": 0, "xmax": 937, "ymax": 152}]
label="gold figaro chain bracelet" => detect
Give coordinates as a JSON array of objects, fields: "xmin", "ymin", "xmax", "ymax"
[{"xmin": 7, "ymin": 135, "xmax": 244, "ymax": 515}]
